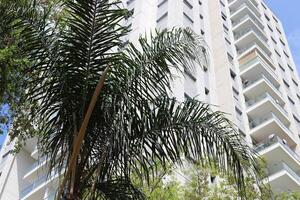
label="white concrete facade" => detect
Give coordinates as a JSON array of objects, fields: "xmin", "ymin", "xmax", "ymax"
[{"xmin": 1, "ymin": 0, "xmax": 300, "ymax": 199}]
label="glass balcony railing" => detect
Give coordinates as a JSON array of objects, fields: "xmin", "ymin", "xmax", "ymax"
[
  {"xmin": 235, "ymin": 27, "xmax": 267, "ymax": 42},
  {"xmin": 246, "ymin": 92, "xmax": 287, "ymax": 115},
  {"xmin": 230, "ymin": 2, "xmax": 260, "ymax": 17},
  {"xmin": 243, "ymin": 75, "xmax": 281, "ymax": 95},
  {"xmin": 249, "ymin": 113, "xmax": 292, "ymax": 137},
  {"xmin": 232, "ymin": 14, "xmax": 263, "ymax": 30},
  {"xmin": 268, "ymin": 162, "xmax": 300, "ymax": 184},
  {"xmin": 20, "ymin": 169, "xmax": 60, "ymax": 199},
  {"xmin": 26, "ymin": 156, "xmax": 47, "ymax": 174},
  {"xmin": 255, "ymin": 136, "xmax": 300, "ymax": 162},
  {"xmin": 240, "ymin": 56, "xmax": 277, "ymax": 80}
]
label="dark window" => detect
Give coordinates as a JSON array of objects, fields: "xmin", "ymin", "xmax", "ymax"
[
  {"xmin": 230, "ymin": 69, "xmax": 236, "ymax": 79},
  {"xmin": 183, "ymin": 0, "xmax": 193, "ymax": 9},
  {"xmin": 268, "ymin": 25, "xmax": 273, "ymax": 32},
  {"xmin": 283, "ymin": 79, "xmax": 290, "ymax": 88},
  {"xmin": 205, "ymin": 87, "xmax": 210, "ymax": 95},
  {"xmin": 261, "ymin": 2, "xmax": 267, "ymax": 10},
  {"xmin": 288, "ymin": 64, "xmax": 294, "ymax": 72},
  {"xmin": 279, "ymin": 63, "xmax": 285, "ymax": 71},
  {"xmin": 183, "ymin": 12, "xmax": 194, "ymax": 23},
  {"xmin": 292, "ymin": 79, "xmax": 298, "ymax": 87},
  {"xmin": 288, "ymin": 96, "xmax": 295, "ymax": 105},
  {"xmin": 264, "ymin": 14, "xmax": 270, "ymax": 21},
  {"xmin": 273, "ymin": 16, "xmax": 279, "ymax": 23},
  {"xmin": 184, "ymin": 68, "xmax": 197, "ymax": 81},
  {"xmin": 158, "ymin": 0, "xmax": 168, "ymax": 7}
]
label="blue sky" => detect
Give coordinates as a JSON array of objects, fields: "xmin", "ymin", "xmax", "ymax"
[
  {"xmin": 265, "ymin": 0, "xmax": 300, "ymax": 72},
  {"xmin": 0, "ymin": 104, "xmax": 9, "ymax": 148}
]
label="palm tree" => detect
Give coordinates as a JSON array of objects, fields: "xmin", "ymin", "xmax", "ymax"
[{"xmin": 11, "ymin": 0, "xmax": 264, "ymax": 199}]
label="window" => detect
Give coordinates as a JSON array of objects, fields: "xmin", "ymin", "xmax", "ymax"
[
  {"xmin": 221, "ymin": 12, "xmax": 227, "ymax": 21},
  {"xmin": 183, "ymin": 0, "xmax": 193, "ymax": 9},
  {"xmin": 275, "ymin": 49, "xmax": 281, "ymax": 57},
  {"xmin": 230, "ymin": 69, "xmax": 236, "ymax": 79},
  {"xmin": 293, "ymin": 115, "xmax": 300, "ymax": 123},
  {"xmin": 199, "ymin": 14, "xmax": 203, "ymax": 19},
  {"xmin": 158, "ymin": 0, "xmax": 167, "ymax": 7},
  {"xmin": 273, "ymin": 16, "xmax": 279, "ymax": 23},
  {"xmin": 2, "ymin": 150, "xmax": 11, "ymax": 159},
  {"xmin": 297, "ymin": 94, "xmax": 300, "ymax": 101},
  {"xmin": 264, "ymin": 14, "xmax": 270, "ymax": 21},
  {"xmin": 220, "ymin": 0, "xmax": 225, "ymax": 7},
  {"xmin": 227, "ymin": 52, "xmax": 234, "ymax": 63},
  {"xmin": 235, "ymin": 107, "xmax": 242, "ymax": 115},
  {"xmin": 271, "ymin": 37, "xmax": 277, "ymax": 44},
  {"xmin": 268, "ymin": 25, "xmax": 273, "ymax": 32},
  {"xmin": 225, "ymin": 37, "xmax": 231, "ymax": 45},
  {"xmin": 184, "ymin": 93, "xmax": 192, "ymax": 100},
  {"xmin": 279, "ymin": 63, "xmax": 285, "ymax": 72},
  {"xmin": 232, "ymin": 87, "xmax": 239, "ymax": 95},
  {"xmin": 157, "ymin": 13, "xmax": 168, "ymax": 23},
  {"xmin": 203, "ymin": 65, "xmax": 208, "ymax": 72},
  {"xmin": 223, "ymin": 24, "xmax": 229, "ymax": 33},
  {"xmin": 183, "ymin": 12, "xmax": 194, "ymax": 24},
  {"xmin": 292, "ymin": 79, "xmax": 298, "ymax": 87},
  {"xmin": 283, "ymin": 79, "xmax": 290, "ymax": 88},
  {"xmin": 276, "ymin": 27, "xmax": 282, "ymax": 35},
  {"xmin": 288, "ymin": 64, "xmax": 294, "ymax": 72},
  {"xmin": 198, "ymin": 0, "xmax": 202, "ymax": 5},
  {"xmin": 280, "ymin": 38, "xmax": 286, "ymax": 46},
  {"xmin": 126, "ymin": 0, "xmax": 134, "ymax": 5},
  {"xmin": 200, "ymin": 29, "xmax": 205, "ymax": 35},
  {"xmin": 288, "ymin": 96, "xmax": 295, "ymax": 105},
  {"xmin": 261, "ymin": 2, "xmax": 267, "ymax": 10},
  {"xmin": 239, "ymin": 129, "xmax": 246, "ymax": 137},
  {"xmin": 283, "ymin": 50, "xmax": 289, "ymax": 58},
  {"xmin": 184, "ymin": 68, "xmax": 197, "ymax": 81},
  {"xmin": 205, "ymin": 87, "xmax": 210, "ymax": 95}
]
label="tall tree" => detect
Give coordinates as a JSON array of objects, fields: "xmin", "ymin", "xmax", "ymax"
[{"xmin": 9, "ymin": 0, "xmax": 264, "ymax": 199}]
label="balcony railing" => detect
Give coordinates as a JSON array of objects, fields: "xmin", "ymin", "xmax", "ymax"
[
  {"xmin": 255, "ymin": 136, "xmax": 300, "ymax": 162},
  {"xmin": 20, "ymin": 169, "xmax": 60, "ymax": 199},
  {"xmin": 246, "ymin": 92, "xmax": 287, "ymax": 115},
  {"xmin": 249, "ymin": 113, "xmax": 292, "ymax": 136},
  {"xmin": 26, "ymin": 156, "xmax": 47, "ymax": 174},
  {"xmin": 237, "ymin": 42, "xmax": 271, "ymax": 57},
  {"xmin": 232, "ymin": 14, "xmax": 263, "ymax": 30},
  {"xmin": 235, "ymin": 27, "xmax": 267, "ymax": 42},
  {"xmin": 243, "ymin": 75, "xmax": 281, "ymax": 95},
  {"xmin": 268, "ymin": 162, "xmax": 300, "ymax": 184},
  {"xmin": 240, "ymin": 56, "xmax": 277, "ymax": 80},
  {"xmin": 230, "ymin": 2, "xmax": 260, "ymax": 16}
]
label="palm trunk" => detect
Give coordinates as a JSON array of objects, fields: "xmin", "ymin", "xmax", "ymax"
[{"xmin": 57, "ymin": 67, "xmax": 110, "ymax": 200}]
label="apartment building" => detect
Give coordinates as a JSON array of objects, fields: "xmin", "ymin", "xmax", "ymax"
[{"xmin": 1, "ymin": 0, "xmax": 300, "ymax": 199}]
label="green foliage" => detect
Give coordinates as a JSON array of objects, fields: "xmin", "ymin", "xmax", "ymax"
[
  {"xmin": 275, "ymin": 192, "xmax": 300, "ymax": 200},
  {"xmin": 135, "ymin": 162, "xmax": 272, "ymax": 200}
]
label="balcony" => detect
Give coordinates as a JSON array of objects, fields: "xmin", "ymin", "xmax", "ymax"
[
  {"xmin": 256, "ymin": 136, "xmax": 300, "ymax": 167},
  {"xmin": 246, "ymin": 92, "xmax": 289, "ymax": 125},
  {"xmin": 239, "ymin": 56, "xmax": 278, "ymax": 89},
  {"xmin": 238, "ymin": 43, "xmax": 274, "ymax": 68},
  {"xmin": 229, "ymin": 0, "xmax": 260, "ymax": 18},
  {"xmin": 23, "ymin": 156, "xmax": 49, "ymax": 181},
  {"xmin": 232, "ymin": 15, "xmax": 265, "ymax": 40},
  {"xmin": 231, "ymin": 7, "xmax": 264, "ymax": 31},
  {"xmin": 243, "ymin": 75, "xmax": 284, "ymax": 105},
  {"xmin": 249, "ymin": 113, "xmax": 296, "ymax": 146},
  {"xmin": 267, "ymin": 162, "xmax": 300, "ymax": 194},
  {"xmin": 235, "ymin": 28, "xmax": 271, "ymax": 57},
  {"xmin": 20, "ymin": 169, "xmax": 61, "ymax": 200}
]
